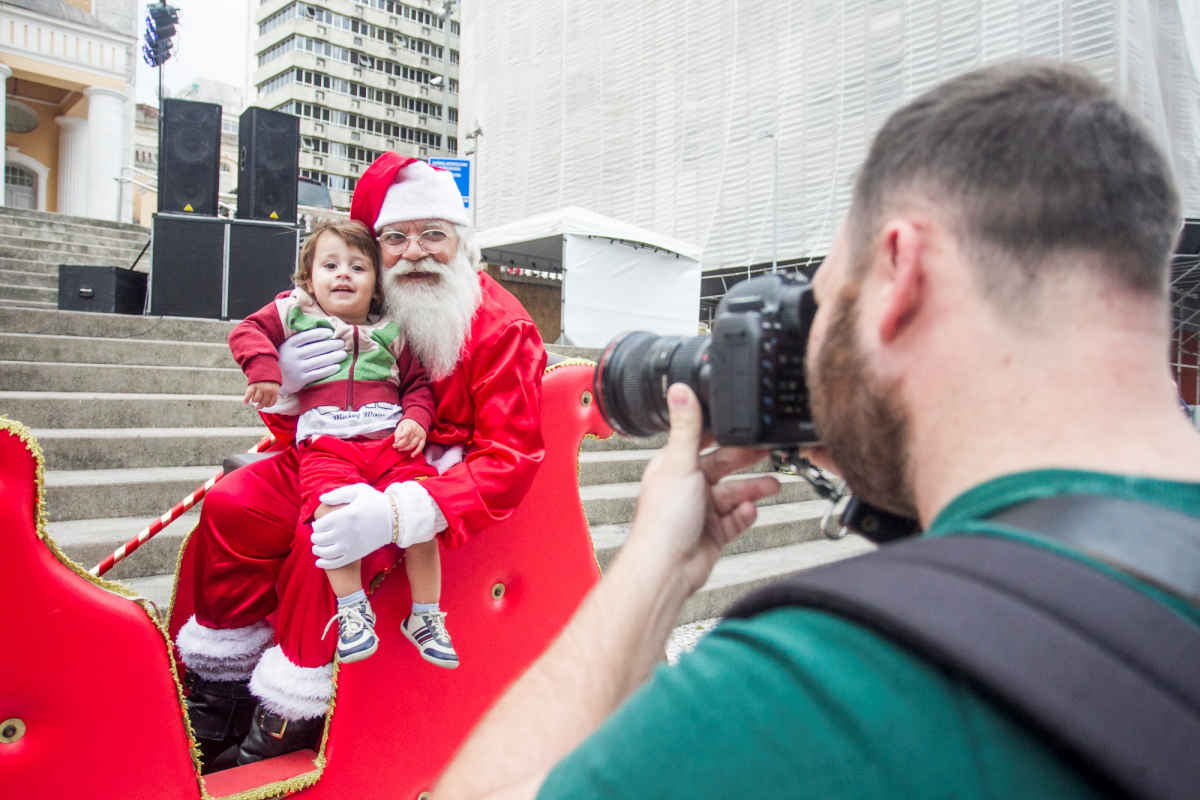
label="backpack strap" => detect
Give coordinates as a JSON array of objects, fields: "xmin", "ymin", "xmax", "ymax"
[
  {"xmin": 725, "ymin": 532, "xmax": 1200, "ymax": 800},
  {"xmin": 991, "ymin": 494, "xmax": 1200, "ymax": 604}
]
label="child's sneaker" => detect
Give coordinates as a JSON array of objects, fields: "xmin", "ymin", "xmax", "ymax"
[
  {"xmin": 401, "ymin": 610, "xmax": 459, "ymax": 669},
  {"xmin": 323, "ymin": 597, "xmax": 379, "ymax": 663}
]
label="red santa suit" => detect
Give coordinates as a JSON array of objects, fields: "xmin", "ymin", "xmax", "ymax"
[{"xmin": 176, "ymin": 154, "xmax": 546, "ymax": 724}]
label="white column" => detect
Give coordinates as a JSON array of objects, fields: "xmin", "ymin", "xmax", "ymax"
[
  {"xmin": 0, "ymin": 63, "xmax": 13, "ymax": 207},
  {"xmin": 83, "ymin": 86, "xmax": 127, "ymax": 221},
  {"xmin": 54, "ymin": 116, "xmax": 88, "ymax": 217}
]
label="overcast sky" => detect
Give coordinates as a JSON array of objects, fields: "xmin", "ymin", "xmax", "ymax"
[{"xmin": 134, "ymin": 0, "xmax": 250, "ymax": 106}]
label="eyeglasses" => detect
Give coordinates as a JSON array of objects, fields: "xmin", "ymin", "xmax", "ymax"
[{"xmin": 379, "ymin": 229, "xmax": 454, "ymax": 254}]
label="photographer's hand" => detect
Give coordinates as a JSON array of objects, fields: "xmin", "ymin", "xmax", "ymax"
[{"xmin": 434, "ymin": 384, "xmax": 780, "ymax": 800}]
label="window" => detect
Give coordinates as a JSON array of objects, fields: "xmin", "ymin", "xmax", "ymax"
[
  {"xmin": 258, "ymin": 36, "xmax": 296, "ymax": 66},
  {"xmin": 257, "ymin": 69, "xmax": 296, "ymax": 96},
  {"xmin": 448, "ymin": 107, "xmax": 457, "ymax": 123},
  {"xmin": 302, "ymin": 136, "xmax": 329, "ymax": 154},
  {"xmin": 259, "ymin": 2, "xmax": 298, "ymax": 35},
  {"xmin": 447, "ymin": 136, "xmax": 456, "ymax": 154},
  {"xmin": 450, "ymin": 50, "xmax": 458, "ymax": 65},
  {"xmin": 301, "ymin": 169, "xmax": 357, "ymax": 194},
  {"xmin": 222, "ymin": 119, "xmax": 239, "ymax": 134}
]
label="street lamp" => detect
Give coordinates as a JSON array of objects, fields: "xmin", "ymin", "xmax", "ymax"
[
  {"xmin": 464, "ymin": 124, "xmax": 483, "ymax": 227},
  {"xmin": 760, "ymin": 130, "xmax": 779, "ymax": 274}
]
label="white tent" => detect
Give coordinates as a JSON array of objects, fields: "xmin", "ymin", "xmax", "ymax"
[{"xmin": 477, "ymin": 207, "xmax": 702, "ymax": 348}]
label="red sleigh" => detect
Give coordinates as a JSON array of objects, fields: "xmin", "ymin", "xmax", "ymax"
[{"xmin": 0, "ymin": 360, "xmax": 610, "ymax": 800}]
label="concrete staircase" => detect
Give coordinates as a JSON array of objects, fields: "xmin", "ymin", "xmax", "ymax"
[
  {"xmin": 0, "ymin": 305, "xmax": 872, "ymax": 623},
  {"xmin": 0, "ymin": 207, "xmax": 152, "ymax": 310}
]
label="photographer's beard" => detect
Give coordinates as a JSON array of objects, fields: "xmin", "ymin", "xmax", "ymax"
[
  {"xmin": 382, "ymin": 250, "xmax": 482, "ymax": 381},
  {"xmin": 809, "ymin": 279, "xmax": 919, "ymax": 519}
]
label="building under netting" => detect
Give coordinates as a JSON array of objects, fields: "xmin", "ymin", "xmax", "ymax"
[{"xmin": 460, "ymin": 0, "xmax": 1200, "ymax": 327}]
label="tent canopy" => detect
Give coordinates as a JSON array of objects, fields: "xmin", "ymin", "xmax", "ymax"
[
  {"xmin": 477, "ymin": 207, "xmax": 703, "ymax": 347},
  {"xmin": 477, "ymin": 206, "xmax": 703, "ymax": 265}
]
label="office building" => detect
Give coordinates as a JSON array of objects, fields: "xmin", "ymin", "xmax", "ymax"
[{"xmin": 250, "ymin": 0, "xmax": 461, "ymax": 211}]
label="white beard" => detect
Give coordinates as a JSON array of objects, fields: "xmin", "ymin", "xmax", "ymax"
[{"xmin": 382, "ymin": 251, "xmax": 482, "ymax": 381}]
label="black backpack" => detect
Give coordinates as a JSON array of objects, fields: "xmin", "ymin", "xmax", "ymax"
[{"xmin": 725, "ymin": 495, "xmax": 1200, "ymax": 800}]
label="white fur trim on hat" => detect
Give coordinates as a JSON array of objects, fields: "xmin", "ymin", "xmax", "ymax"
[
  {"xmin": 249, "ymin": 645, "xmax": 335, "ymax": 721},
  {"xmin": 373, "ymin": 160, "xmax": 469, "ymax": 230},
  {"xmin": 176, "ymin": 616, "xmax": 274, "ymax": 681}
]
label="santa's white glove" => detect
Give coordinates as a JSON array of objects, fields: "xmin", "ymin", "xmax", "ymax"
[
  {"xmin": 310, "ymin": 482, "xmax": 443, "ymax": 568},
  {"xmin": 278, "ymin": 327, "xmax": 346, "ymax": 396},
  {"xmin": 424, "ymin": 443, "xmax": 464, "ymax": 475}
]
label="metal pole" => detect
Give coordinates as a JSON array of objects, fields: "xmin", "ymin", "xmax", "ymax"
[{"xmin": 441, "ymin": 0, "xmax": 455, "ymax": 154}]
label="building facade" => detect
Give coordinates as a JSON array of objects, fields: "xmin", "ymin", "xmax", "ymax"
[
  {"xmin": 462, "ymin": 0, "xmax": 1200, "ymax": 295},
  {"xmin": 250, "ymin": 0, "xmax": 461, "ymax": 211},
  {"xmin": 0, "ymin": 0, "xmax": 137, "ymax": 221}
]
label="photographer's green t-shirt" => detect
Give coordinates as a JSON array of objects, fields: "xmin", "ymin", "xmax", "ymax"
[{"xmin": 538, "ymin": 469, "xmax": 1200, "ymax": 799}]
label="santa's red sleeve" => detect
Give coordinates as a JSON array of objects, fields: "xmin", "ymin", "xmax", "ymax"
[
  {"xmin": 394, "ymin": 344, "xmax": 435, "ymax": 432},
  {"xmin": 229, "ymin": 293, "xmax": 289, "ymax": 386},
  {"xmin": 422, "ymin": 320, "xmax": 547, "ymax": 548}
]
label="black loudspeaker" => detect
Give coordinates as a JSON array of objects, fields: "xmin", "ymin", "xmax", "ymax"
[
  {"xmin": 149, "ymin": 214, "xmax": 298, "ymax": 320},
  {"xmin": 237, "ymin": 107, "xmax": 300, "ymax": 224},
  {"xmin": 158, "ymin": 99, "xmax": 222, "ymax": 217},
  {"xmin": 1178, "ymin": 219, "xmax": 1200, "ymax": 255},
  {"xmin": 57, "ymin": 266, "xmax": 147, "ymax": 314}
]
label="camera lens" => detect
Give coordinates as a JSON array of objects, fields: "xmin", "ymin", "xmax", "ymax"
[{"xmin": 594, "ymin": 332, "xmax": 711, "ymax": 437}]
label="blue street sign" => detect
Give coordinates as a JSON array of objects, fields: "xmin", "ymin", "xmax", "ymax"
[{"xmin": 430, "ymin": 157, "xmax": 471, "ymax": 208}]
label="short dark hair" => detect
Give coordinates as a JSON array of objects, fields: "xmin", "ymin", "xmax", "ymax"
[
  {"xmin": 294, "ymin": 218, "xmax": 383, "ymax": 315},
  {"xmin": 849, "ymin": 60, "xmax": 1181, "ymax": 299}
]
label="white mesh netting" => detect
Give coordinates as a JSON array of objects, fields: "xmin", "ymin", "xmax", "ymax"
[{"xmin": 461, "ymin": 0, "xmax": 1200, "ymax": 272}]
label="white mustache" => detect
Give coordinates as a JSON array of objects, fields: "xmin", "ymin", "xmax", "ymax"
[{"xmin": 386, "ymin": 257, "xmax": 446, "ymax": 283}]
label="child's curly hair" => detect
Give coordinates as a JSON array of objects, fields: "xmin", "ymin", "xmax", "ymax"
[{"xmin": 294, "ymin": 218, "xmax": 384, "ymax": 316}]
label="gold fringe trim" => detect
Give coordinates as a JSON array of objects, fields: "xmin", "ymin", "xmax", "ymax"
[{"xmin": 0, "ymin": 416, "xmax": 211, "ymax": 791}]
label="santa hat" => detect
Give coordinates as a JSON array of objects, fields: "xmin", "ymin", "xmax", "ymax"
[{"xmin": 351, "ymin": 152, "xmax": 469, "ymax": 231}]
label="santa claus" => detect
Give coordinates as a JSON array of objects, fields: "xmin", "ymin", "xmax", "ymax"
[{"xmin": 174, "ymin": 154, "xmax": 547, "ymax": 768}]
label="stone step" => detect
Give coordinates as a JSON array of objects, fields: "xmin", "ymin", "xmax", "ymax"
[
  {"xmin": 95, "ymin": 527, "xmax": 875, "ymax": 622},
  {"xmin": 46, "ymin": 510, "xmax": 201, "ymax": 580},
  {"xmin": 44, "ymin": 464, "xmax": 219, "ymax": 522},
  {"xmin": 0, "ymin": 205, "xmax": 154, "ymax": 236},
  {"xmin": 0, "ymin": 269, "xmax": 56, "ymax": 288},
  {"xmin": 0, "ymin": 256, "xmax": 148, "ymax": 276},
  {"xmin": 0, "ymin": 241, "xmax": 148, "ymax": 264},
  {"xmin": 545, "ymin": 345, "xmax": 602, "ymax": 362},
  {"xmin": 0, "ymin": 297, "xmax": 54, "ymax": 309},
  {"xmin": 591, "ymin": 499, "xmax": 829, "ymax": 571},
  {"xmin": 0, "ymin": 305, "xmax": 236, "ymax": 342},
  {"xmin": 31, "ymin": 427, "xmax": 270, "ymax": 470},
  {"xmin": 0, "ymin": 333, "xmax": 235, "ymax": 368},
  {"xmin": 0, "ymin": 360, "xmax": 245, "ymax": 395},
  {"xmin": 579, "ymin": 432, "xmax": 666, "ymax": 452},
  {"xmin": 0, "ymin": 391, "xmax": 262, "ymax": 428},
  {"xmin": 679, "ymin": 536, "xmax": 875, "ymax": 624},
  {"xmin": 0, "ymin": 222, "xmax": 151, "ymax": 250},
  {"xmin": 581, "ymin": 473, "xmax": 816, "ymax": 526},
  {"xmin": 578, "ymin": 447, "xmax": 772, "ymax": 486},
  {"xmin": 0, "ymin": 220, "xmax": 149, "ymax": 244},
  {"xmin": 0, "ymin": 283, "xmax": 55, "ymax": 304}
]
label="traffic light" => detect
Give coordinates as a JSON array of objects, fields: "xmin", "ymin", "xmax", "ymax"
[{"xmin": 143, "ymin": 2, "xmax": 179, "ymax": 67}]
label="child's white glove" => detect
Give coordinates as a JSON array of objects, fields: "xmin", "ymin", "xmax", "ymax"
[
  {"xmin": 278, "ymin": 328, "xmax": 346, "ymax": 396},
  {"xmin": 310, "ymin": 481, "xmax": 443, "ymax": 568}
]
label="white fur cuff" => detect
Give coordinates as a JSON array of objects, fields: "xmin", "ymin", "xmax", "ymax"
[
  {"xmin": 176, "ymin": 617, "xmax": 274, "ymax": 681},
  {"xmin": 385, "ymin": 480, "xmax": 448, "ymax": 545},
  {"xmin": 249, "ymin": 646, "xmax": 334, "ymax": 721}
]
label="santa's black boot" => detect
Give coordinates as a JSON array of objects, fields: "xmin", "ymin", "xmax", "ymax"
[
  {"xmin": 184, "ymin": 673, "xmax": 257, "ymax": 773},
  {"xmin": 236, "ymin": 704, "xmax": 324, "ymax": 765}
]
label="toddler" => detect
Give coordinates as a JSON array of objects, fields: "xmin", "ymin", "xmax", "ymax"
[{"xmin": 229, "ymin": 218, "xmax": 458, "ymax": 668}]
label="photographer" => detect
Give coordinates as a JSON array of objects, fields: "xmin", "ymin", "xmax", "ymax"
[{"xmin": 435, "ymin": 61, "xmax": 1200, "ymax": 799}]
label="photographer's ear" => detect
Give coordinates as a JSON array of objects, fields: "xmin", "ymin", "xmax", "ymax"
[{"xmin": 876, "ymin": 218, "xmax": 926, "ymax": 344}]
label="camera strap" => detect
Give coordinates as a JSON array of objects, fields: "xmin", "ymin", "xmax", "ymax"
[{"xmin": 724, "ymin": 501, "xmax": 1200, "ymax": 800}]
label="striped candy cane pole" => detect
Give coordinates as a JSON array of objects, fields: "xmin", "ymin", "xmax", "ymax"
[{"xmin": 90, "ymin": 433, "xmax": 276, "ymax": 578}]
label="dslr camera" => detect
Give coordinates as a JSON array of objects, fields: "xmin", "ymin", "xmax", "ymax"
[
  {"xmin": 593, "ymin": 272, "xmax": 819, "ymax": 446},
  {"xmin": 593, "ymin": 271, "xmax": 921, "ymax": 543}
]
